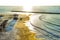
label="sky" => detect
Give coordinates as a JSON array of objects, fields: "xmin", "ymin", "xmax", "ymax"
[{"xmin": 0, "ymin": 0, "xmax": 60, "ymax": 6}]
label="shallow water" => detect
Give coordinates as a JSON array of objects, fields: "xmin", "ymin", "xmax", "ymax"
[{"xmin": 30, "ymin": 14, "xmax": 60, "ymax": 40}]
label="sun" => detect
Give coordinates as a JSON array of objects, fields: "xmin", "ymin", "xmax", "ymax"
[{"xmin": 23, "ymin": 5, "xmax": 32, "ymax": 12}]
